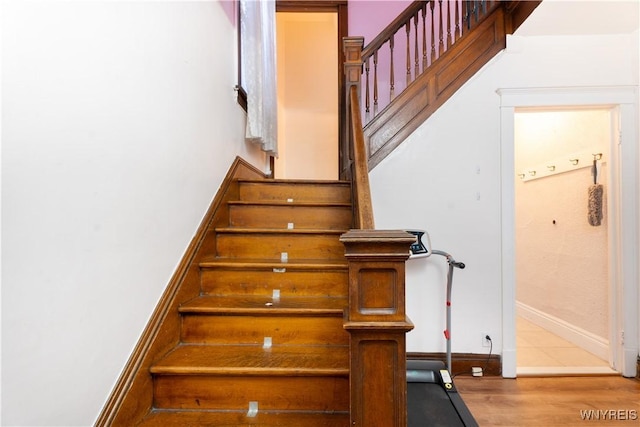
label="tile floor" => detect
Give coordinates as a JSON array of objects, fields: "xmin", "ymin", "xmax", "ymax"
[{"xmin": 516, "ymin": 316, "xmax": 616, "ymax": 375}]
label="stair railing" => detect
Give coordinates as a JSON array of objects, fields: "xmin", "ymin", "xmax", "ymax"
[
  {"xmin": 345, "ymin": 0, "xmax": 539, "ymax": 171},
  {"xmin": 341, "ymin": 36, "xmax": 416, "ymax": 427},
  {"xmin": 361, "ymin": 0, "xmax": 498, "ymax": 125}
]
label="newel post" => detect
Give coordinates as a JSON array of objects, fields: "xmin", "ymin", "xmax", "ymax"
[
  {"xmin": 341, "ymin": 36, "xmax": 364, "ymax": 180},
  {"xmin": 340, "ymin": 230, "xmax": 415, "ymax": 427}
]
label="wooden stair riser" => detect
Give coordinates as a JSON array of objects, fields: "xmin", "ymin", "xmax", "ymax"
[
  {"xmin": 137, "ymin": 410, "xmax": 350, "ymax": 427},
  {"xmin": 200, "ymin": 268, "xmax": 348, "ymax": 297},
  {"xmin": 180, "ymin": 314, "xmax": 349, "ymax": 345},
  {"xmin": 153, "ymin": 375, "xmax": 349, "ymax": 411},
  {"xmin": 228, "ymin": 204, "xmax": 352, "ymax": 230},
  {"xmin": 238, "ymin": 180, "xmax": 351, "ymax": 204},
  {"xmin": 215, "ymin": 232, "xmax": 346, "ymax": 260}
]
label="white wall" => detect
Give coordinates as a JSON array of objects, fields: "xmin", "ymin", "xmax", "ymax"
[
  {"xmin": 370, "ymin": 31, "xmax": 638, "ymax": 358},
  {"xmin": 1, "ymin": 1, "xmax": 265, "ymax": 426}
]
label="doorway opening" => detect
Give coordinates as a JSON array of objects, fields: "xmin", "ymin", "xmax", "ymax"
[
  {"xmin": 498, "ymin": 86, "xmax": 638, "ymax": 379},
  {"xmin": 275, "ymin": 11, "xmax": 338, "ymax": 180},
  {"xmin": 513, "ymin": 107, "xmax": 617, "ymax": 376}
]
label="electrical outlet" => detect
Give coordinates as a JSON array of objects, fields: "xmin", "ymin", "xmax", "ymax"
[{"xmin": 482, "ymin": 333, "xmax": 492, "ymax": 348}]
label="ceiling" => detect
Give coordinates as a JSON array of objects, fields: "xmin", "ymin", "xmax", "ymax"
[{"xmin": 515, "ymin": 0, "xmax": 639, "ymax": 36}]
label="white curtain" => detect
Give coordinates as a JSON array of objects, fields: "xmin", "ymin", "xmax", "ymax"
[{"xmin": 240, "ymin": 0, "xmax": 278, "ymax": 157}]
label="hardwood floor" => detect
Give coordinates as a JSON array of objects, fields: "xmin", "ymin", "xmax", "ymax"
[{"xmin": 456, "ymin": 375, "xmax": 640, "ymax": 426}]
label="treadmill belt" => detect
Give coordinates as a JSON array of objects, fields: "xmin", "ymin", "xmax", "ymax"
[{"xmin": 407, "ymin": 382, "xmax": 466, "ymax": 427}]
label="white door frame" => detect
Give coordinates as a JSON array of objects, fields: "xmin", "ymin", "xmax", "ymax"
[{"xmin": 498, "ymin": 86, "xmax": 639, "ymax": 378}]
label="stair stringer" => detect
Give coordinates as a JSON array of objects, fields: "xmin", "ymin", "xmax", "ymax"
[{"xmin": 94, "ymin": 156, "xmax": 268, "ymax": 427}]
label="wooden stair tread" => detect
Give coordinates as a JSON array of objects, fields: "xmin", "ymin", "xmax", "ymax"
[
  {"xmin": 228, "ymin": 200, "xmax": 351, "ymax": 207},
  {"xmin": 237, "ymin": 178, "xmax": 350, "ymax": 185},
  {"xmin": 151, "ymin": 344, "xmax": 349, "ymax": 376},
  {"xmin": 179, "ymin": 295, "xmax": 347, "ymax": 314},
  {"xmin": 199, "ymin": 257, "xmax": 348, "ymax": 269},
  {"xmin": 138, "ymin": 409, "xmax": 350, "ymax": 426},
  {"xmin": 214, "ymin": 227, "xmax": 348, "ymax": 234}
]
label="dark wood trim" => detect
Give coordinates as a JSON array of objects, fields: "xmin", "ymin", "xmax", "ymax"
[
  {"xmin": 95, "ymin": 157, "xmax": 267, "ymax": 426},
  {"xmin": 277, "ymin": 0, "xmax": 347, "ymax": 13},
  {"xmin": 504, "ymin": 0, "xmax": 542, "ymax": 33},
  {"xmin": 408, "ymin": 352, "xmax": 502, "ymax": 377},
  {"xmin": 337, "ymin": 2, "xmax": 348, "ymax": 181},
  {"xmin": 235, "ymin": 0, "xmax": 247, "ymax": 112},
  {"xmin": 235, "ymin": 85, "xmax": 247, "ymax": 112}
]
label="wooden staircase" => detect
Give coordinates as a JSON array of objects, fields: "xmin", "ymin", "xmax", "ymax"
[
  {"xmin": 136, "ymin": 178, "xmax": 353, "ymax": 426},
  {"xmin": 98, "ymin": 2, "xmax": 544, "ymax": 425}
]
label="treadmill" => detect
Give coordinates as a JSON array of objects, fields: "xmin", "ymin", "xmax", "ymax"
[
  {"xmin": 405, "ymin": 230, "xmax": 479, "ymax": 427},
  {"xmin": 407, "ymin": 359, "xmax": 478, "ymax": 427}
]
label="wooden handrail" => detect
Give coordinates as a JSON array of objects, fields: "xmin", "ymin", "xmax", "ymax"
[{"xmin": 348, "ymin": 85, "xmax": 375, "ymax": 229}]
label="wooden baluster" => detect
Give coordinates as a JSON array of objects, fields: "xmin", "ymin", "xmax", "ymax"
[
  {"xmin": 405, "ymin": 22, "xmax": 411, "ymax": 86},
  {"xmin": 413, "ymin": 12, "xmax": 419, "ymax": 78},
  {"xmin": 473, "ymin": 0, "xmax": 478, "ymax": 25},
  {"xmin": 373, "ymin": 50, "xmax": 379, "ymax": 115},
  {"xmin": 454, "ymin": 0, "xmax": 460, "ymax": 41},
  {"xmin": 364, "ymin": 57, "xmax": 371, "ymax": 120},
  {"xmin": 430, "ymin": 1, "xmax": 436, "ymax": 65},
  {"xmin": 421, "ymin": 3, "xmax": 427, "ymax": 71},
  {"xmin": 446, "ymin": 0, "xmax": 452, "ymax": 49},
  {"xmin": 389, "ymin": 36, "xmax": 395, "ymax": 100},
  {"xmin": 464, "ymin": 0, "xmax": 470, "ymax": 30},
  {"xmin": 438, "ymin": 0, "xmax": 444, "ymax": 58}
]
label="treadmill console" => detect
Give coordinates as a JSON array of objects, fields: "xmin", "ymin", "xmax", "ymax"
[{"xmin": 405, "ymin": 229, "xmax": 432, "ymax": 259}]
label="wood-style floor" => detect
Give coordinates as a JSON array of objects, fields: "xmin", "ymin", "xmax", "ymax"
[{"xmin": 456, "ymin": 375, "xmax": 640, "ymax": 426}]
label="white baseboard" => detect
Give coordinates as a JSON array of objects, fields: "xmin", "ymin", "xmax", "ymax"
[
  {"xmin": 516, "ymin": 301, "xmax": 609, "ymax": 361},
  {"xmin": 517, "ymin": 366, "xmax": 617, "ymax": 376}
]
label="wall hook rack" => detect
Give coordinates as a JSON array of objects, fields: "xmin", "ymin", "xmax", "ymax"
[{"xmin": 518, "ymin": 149, "xmax": 606, "ymax": 182}]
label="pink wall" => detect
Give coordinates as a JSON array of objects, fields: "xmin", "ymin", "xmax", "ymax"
[
  {"xmin": 348, "ymin": 1, "xmax": 412, "ymax": 120},
  {"xmin": 348, "ymin": 1, "xmax": 412, "ymax": 40}
]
